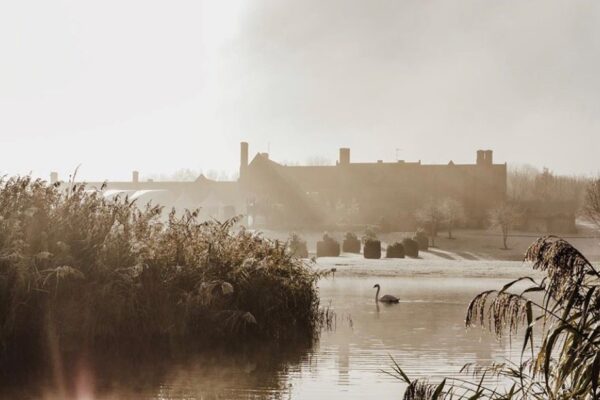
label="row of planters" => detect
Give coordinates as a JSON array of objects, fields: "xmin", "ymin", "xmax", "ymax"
[
  {"xmin": 365, "ymin": 238, "xmax": 419, "ymax": 259},
  {"xmin": 288, "ymin": 231, "xmax": 430, "ymax": 259}
]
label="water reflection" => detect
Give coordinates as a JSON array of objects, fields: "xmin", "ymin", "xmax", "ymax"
[
  {"xmin": 3, "ymin": 276, "xmax": 515, "ymax": 399},
  {"xmin": 304, "ymin": 276, "xmax": 513, "ymax": 399}
]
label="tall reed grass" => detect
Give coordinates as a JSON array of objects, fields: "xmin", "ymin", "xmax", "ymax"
[
  {"xmin": 392, "ymin": 235, "xmax": 600, "ymax": 399},
  {"xmin": 0, "ymin": 177, "xmax": 322, "ymax": 369}
]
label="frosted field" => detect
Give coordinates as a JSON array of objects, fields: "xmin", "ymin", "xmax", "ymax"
[
  {"xmin": 313, "ymin": 253, "xmax": 544, "ymax": 279},
  {"xmin": 261, "ymin": 228, "xmax": 600, "ymax": 264}
]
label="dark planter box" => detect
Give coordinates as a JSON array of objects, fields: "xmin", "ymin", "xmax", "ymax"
[
  {"xmin": 402, "ymin": 238, "xmax": 419, "ymax": 258},
  {"xmin": 386, "ymin": 242, "xmax": 405, "ymax": 258},
  {"xmin": 414, "ymin": 233, "xmax": 429, "ymax": 250},
  {"xmin": 316, "ymin": 239, "xmax": 340, "ymax": 257},
  {"xmin": 342, "ymin": 238, "xmax": 361, "ymax": 253},
  {"xmin": 363, "ymin": 240, "xmax": 381, "ymax": 259},
  {"xmin": 291, "ymin": 242, "xmax": 308, "ymax": 258}
]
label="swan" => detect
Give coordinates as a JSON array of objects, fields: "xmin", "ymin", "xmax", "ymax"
[{"xmin": 373, "ymin": 284, "xmax": 399, "ymax": 303}]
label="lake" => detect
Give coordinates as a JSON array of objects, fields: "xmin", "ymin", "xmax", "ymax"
[{"xmin": 10, "ymin": 276, "xmax": 519, "ymax": 399}]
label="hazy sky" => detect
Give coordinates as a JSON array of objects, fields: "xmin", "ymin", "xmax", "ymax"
[{"xmin": 1, "ymin": 0, "xmax": 599, "ymax": 181}]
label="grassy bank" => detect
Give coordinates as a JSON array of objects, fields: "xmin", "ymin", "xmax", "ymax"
[{"xmin": 0, "ymin": 177, "xmax": 322, "ymax": 370}]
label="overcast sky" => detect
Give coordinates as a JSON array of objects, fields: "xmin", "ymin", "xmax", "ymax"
[{"xmin": 1, "ymin": 0, "xmax": 599, "ymax": 181}]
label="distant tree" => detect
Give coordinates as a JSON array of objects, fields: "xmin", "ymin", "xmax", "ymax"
[
  {"xmin": 582, "ymin": 178, "xmax": 600, "ymax": 231},
  {"xmin": 147, "ymin": 168, "xmax": 201, "ymax": 182},
  {"xmin": 489, "ymin": 203, "xmax": 521, "ymax": 250},
  {"xmin": 206, "ymin": 169, "xmax": 220, "ymax": 180},
  {"xmin": 507, "ymin": 164, "xmax": 540, "ymax": 201},
  {"xmin": 146, "ymin": 168, "xmax": 237, "ymax": 182},
  {"xmin": 415, "ymin": 199, "xmax": 444, "ymax": 246},
  {"xmin": 305, "ymin": 156, "xmax": 332, "ymax": 166},
  {"xmin": 205, "ymin": 169, "xmax": 238, "ymax": 181},
  {"xmin": 218, "ymin": 170, "xmax": 232, "ymax": 181},
  {"xmin": 508, "ymin": 164, "xmax": 590, "ymax": 206},
  {"xmin": 362, "ymin": 227, "xmax": 378, "ymax": 243},
  {"xmin": 441, "ymin": 198, "xmax": 465, "ymax": 239},
  {"xmin": 532, "ymin": 167, "xmax": 554, "ymax": 200}
]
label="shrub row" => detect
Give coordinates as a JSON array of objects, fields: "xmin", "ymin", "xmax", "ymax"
[{"xmin": 294, "ymin": 229, "xmax": 424, "ymax": 260}]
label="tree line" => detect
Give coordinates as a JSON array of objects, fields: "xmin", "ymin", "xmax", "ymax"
[{"xmin": 415, "ymin": 166, "xmax": 600, "ymax": 249}]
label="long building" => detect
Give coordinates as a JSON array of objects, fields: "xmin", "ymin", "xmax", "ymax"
[
  {"xmin": 239, "ymin": 143, "xmax": 506, "ymax": 229},
  {"xmin": 67, "ymin": 142, "xmax": 507, "ymax": 230}
]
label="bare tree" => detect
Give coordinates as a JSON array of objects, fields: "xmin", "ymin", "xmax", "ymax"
[
  {"xmin": 147, "ymin": 168, "xmax": 201, "ymax": 182},
  {"xmin": 441, "ymin": 198, "xmax": 465, "ymax": 239},
  {"xmin": 206, "ymin": 169, "xmax": 236, "ymax": 181},
  {"xmin": 147, "ymin": 167, "xmax": 239, "ymax": 182},
  {"xmin": 507, "ymin": 164, "xmax": 539, "ymax": 201},
  {"xmin": 508, "ymin": 164, "xmax": 590, "ymax": 205},
  {"xmin": 582, "ymin": 178, "xmax": 600, "ymax": 231},
  {"xmin": 415, "ymin": 199, "xmax": 444, "ymax": 247},
  {"xmin": 206, "ymin": 169, "xmax": 220, "ymax": 180},
  {"xmin": 489, "ymin": 203, "xmax": 520, "ymax": 250},
  {"xmin": 305, "ymin": 156, "xmax": 332, "ymax": 166}
]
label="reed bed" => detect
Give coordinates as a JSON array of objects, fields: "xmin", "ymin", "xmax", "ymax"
[{"xmin": 0, "ymin": 177, "xmax": 322, "ymax": 369}]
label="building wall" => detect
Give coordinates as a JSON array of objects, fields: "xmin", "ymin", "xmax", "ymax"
[
  {"xmin": 240, "ymin": 149, "xmax": 507, "ymax": 229},
  {"xmin": 62, "ymin": 144, "xmax": 508, "ymax": 230}
]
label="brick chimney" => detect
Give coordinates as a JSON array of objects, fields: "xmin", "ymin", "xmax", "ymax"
[
  {"xmin": 484, "ymin": 150, "xmax": 493, "ymax": 165},
  {"xmin": 339, "ymin": 148, "xmax": 350, "ymax": 165},
  {"xmin": 240, "ymin": 142, "xmax": 249, "ymax": 177},
  {"xmin": 476, "ymin": 150, "xmax": 485, "ymax": 165}
]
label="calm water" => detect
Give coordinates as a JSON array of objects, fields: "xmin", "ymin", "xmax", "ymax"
[{"xmin": 15, "ymin": 276, "xmax": 519, "ymax": 399}]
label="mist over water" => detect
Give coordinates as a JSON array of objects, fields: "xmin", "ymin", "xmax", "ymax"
[{"xmin": 3, "ymin": 276, "xmax": 519, "ymax": 399}]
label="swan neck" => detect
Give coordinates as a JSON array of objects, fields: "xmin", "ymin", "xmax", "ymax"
[{"xmin": 375, "ymin": 286, "xmax": 380, "ymax": 301}]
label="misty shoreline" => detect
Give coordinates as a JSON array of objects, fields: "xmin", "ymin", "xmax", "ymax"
[
  {"xmin": 313, "ymin": 255, "xmax": 544, "ymax": 279},
  {"xmin": 261, "ymin": 229, "xmax": 600, "ymax": 278}
]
